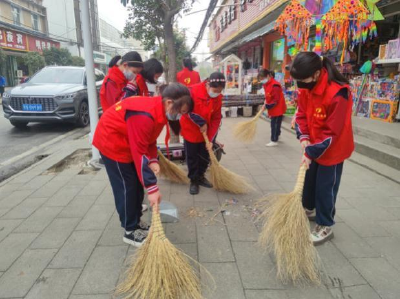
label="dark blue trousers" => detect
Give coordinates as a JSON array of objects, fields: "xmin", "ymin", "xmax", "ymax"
[
  {"xmin": 184, "ymin": 140, "xmax": 210, "ymax": 182},
  {"xmin": 101, "ymin": 153, "xmax": 144, "ymax": 232},
  {"xmin": 271, "ymin": 115, "xmax": 283, "ymax": 142},
  {"xmin": 302, "ymin": 161, "xmax": 344, "ymax": 226}
]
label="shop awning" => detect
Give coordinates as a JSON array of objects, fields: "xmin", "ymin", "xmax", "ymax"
[{"xmin": 238, "ymin": 21, "xmax": 276, "ymax": 44}]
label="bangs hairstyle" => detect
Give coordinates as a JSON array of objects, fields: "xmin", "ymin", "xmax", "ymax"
[
  {"xmin": 121, "ymin": 51, "xmax": 143, "ymax": 68},
  {"xmin": 290, "ymin": 51, "xmax": 349, "ymax": 84},
  {"xmin": 141, "ymin": 58, "xmax": 164, "ymax": 84},
  {"xmin": 162, "ymin": 83, "xmax": 193, "ymax": 113},
  {"xmin": 258, "ymin": 69, "xmax": 275, "ymax": 79},
  {"xmin": 208, "ymin": 72, "xmax": 226, "ymax": 88}
]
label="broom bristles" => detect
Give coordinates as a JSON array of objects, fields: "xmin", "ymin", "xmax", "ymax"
[
  {"xmin": 257, "ymin": 166, "xmax": 321, "ymax": 284},
  {"xmin": 202, "ymin": 133, "xmax": 253, "ymax": 194},
  {"xmin": 233, "ymin": 108, "xmax": 264, "ymax": 143},
  {"xmin": 116, "ymin": 205, "xmax": 212, "ymax": 299},
  {"xmin": 158, "ymin": 150, "xmax": 190, "ymax": 184}
]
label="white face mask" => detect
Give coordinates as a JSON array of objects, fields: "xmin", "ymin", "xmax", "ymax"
[
  {"xmin": 123, "ymin": 69, "xmax": 135, "ymax": 81},
  {"xmin": 166, "ymin": 112, "xmax": 182, "ymax": 121},
  {"xmin": 208, "ymin": 91, "xmax": 221, "ymax": 98},
  {"xmin": 260, "ymin": 78, "xmax": 269, "ymax": 84}
]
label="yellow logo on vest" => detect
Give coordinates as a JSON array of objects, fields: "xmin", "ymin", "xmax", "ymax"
[
  {"xmin": 115, "ymin": 105, "xmax": 122, "ymax": 111},
  {"xmin": 314, "ymin": 107, "xmax": 326, "ymax": 119},
  {"xmin": 184, "ymin": 77, "xmax": 191, "ymax": 85}
]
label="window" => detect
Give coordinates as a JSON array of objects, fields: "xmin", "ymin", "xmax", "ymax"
[
  {"xmin": 31, "ymin": 14, "xmax": 40, "ymax": 31},
  {"xmin": 270, "ymin": 39, "xmax": 285, "ymax": 72},
  {"xmin": 12, "ymin": 6, "xmax": 21, "ymax": 26}
]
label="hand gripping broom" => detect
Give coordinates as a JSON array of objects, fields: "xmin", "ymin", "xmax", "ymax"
[
  {"xmin": 116, "ymin": 203, "xmax": 208, "ymax": 299},
  {"xmin": 202, "ymin": 132, "xmax": 253, "ymax": 194},
  {"xmin": 233, "ymin": 108, "xmax": 264, "ymax": 143},
  {"xmin": 257, "ymin": 165, "xmax": 321, "ymax": 284},
  {"xmin": 157, "ymin": 150, "xmax": 190, "ymax": 184}
]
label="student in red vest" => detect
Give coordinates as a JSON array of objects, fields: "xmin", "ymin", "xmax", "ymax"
[
  {"xmin": 136, "ymin": 58, "xmax": 164, "ymax": 96},
  {"xmin": 100, "ymin": 51, "xmax": 143, "ymax": 112},
  {"xmin": 259, "ymin": 69, "xmax": 287, "ymax": 147},
  {"xmin": 177, "ymin": 58, "xmax": 201, "ymax": 87},
  {"xmin": 290, "ymin": 52, "xmax": 354, "ymax": 245},
  {"xmin": 93, "ymin": 83, "xmax": 193, "ymax": 247},
  {"xmin": 180, "ymin": 72, "xmax": 225, "ymax": 195}
]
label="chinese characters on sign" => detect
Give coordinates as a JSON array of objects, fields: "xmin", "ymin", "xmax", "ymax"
[
  {"xmin": 220, "ymin": 0, "xmax": 238, "ymax": 33},
  {"xmin": 0, "ymin": 28, "xmax": 60, "ymax": 52}
]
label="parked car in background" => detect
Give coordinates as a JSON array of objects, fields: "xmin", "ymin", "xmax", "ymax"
[{"xmin": 2, "ymin": 66, "xmax": 104, "ymax": 128}]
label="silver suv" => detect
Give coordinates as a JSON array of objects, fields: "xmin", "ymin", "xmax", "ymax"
[{"xmin": 2, "ymin": 66, "xmax": 104, "ymax": 128}]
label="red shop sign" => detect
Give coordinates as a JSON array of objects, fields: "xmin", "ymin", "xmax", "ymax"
[
  {"xmin": 0, "ymin": 28, "xmax": 28, "ymax": 51},
  {"xmin": 27, "ymin": 36, "xmax": 60, "ymax": 53}
]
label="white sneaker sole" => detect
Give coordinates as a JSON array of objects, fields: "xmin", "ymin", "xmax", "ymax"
[
  {"xmin": 312, "ymin": 232, "xmax": 334, "ymax": 246},
  {"xmin": 123, "ymin": 237, "xmax": 145, "ymax": 248},
  {"xmin": 266, "ymin": 143, "xmax": 278, "ymax": 147}
]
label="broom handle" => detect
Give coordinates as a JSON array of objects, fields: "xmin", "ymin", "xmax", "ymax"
[
  {"xmin": 202, "ymin": 132, "xmax": 212, "ymax": 147},
  {"xmin": 294, "ymin": 165, "xmax": 307, "ymax": 194}
]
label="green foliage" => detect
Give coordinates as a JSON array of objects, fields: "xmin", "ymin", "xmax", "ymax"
[
  {"xmin": 71, "ymin": 56, "xmax": 85, "ymax": 67},
  {"xmin": 43, "ymin": 47, "xmax": 73, "ymax": 66},
  {"xmin": 23, "ymin": 52, "xmax": 45, "ymax": 75},
  {"xmin": 0, "ymin": 48, "xmax": 6, "ymax": 66}
]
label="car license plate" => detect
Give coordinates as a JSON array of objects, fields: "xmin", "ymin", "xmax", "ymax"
[{"xmin": 22, "ymin": 104, "xmax": 42, "ymax": 111}]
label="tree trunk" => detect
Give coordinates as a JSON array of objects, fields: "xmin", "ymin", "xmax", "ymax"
[{"xmin": 163, "ymin": 18, "xmax": 177, "ymax": 83}]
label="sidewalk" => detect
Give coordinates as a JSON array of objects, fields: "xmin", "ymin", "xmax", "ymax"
[{"xmin": 0, "ymin": 117, "xmax": 400, "ymax": 299}]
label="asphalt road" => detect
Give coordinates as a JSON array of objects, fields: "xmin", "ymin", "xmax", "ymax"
[{"xmin": 0, "ymin": 105, "xmax": 89, "ymax": 181}]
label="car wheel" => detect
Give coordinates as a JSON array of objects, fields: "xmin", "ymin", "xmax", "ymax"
[
  {"xmin": 76, "ymin": 101, "xmax": 90, "ymax": 127},
  {"xmin": 10, "ymin": 120, "xmax": 29, "ymax": 129}
]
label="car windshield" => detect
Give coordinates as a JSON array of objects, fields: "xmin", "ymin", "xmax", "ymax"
[{"xmin": 29, "ymin": 68, "xmax": 84, "ymax": 84}]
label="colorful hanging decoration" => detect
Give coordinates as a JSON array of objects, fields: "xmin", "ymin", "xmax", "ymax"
[
  {"xmin": 275, "ymin": 0, "xmax": 313, "ymax": 51},
  {"xmin": 288, "ymin": 46, "xmax": 300, "ymax": 57},
  {"xmin": 314, "ymin": 19, "xmax": 323, "ymax": 54}
]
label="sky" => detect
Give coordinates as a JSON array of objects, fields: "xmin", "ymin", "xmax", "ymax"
[{"xmin": 97, "ymin": 0, "xmax": 211, "ymax": 62}]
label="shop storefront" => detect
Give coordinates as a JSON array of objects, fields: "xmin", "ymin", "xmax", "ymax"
[{"xmin": 0, "ymin": 27, "xmax": 60, "ymax": 86}]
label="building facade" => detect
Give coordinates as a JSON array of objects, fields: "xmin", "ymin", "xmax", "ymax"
[{"xmin": 0, "ymin": 0, "xmax": 60, "ymax": 86}]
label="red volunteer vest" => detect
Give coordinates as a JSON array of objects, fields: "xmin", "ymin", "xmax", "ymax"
[
  {"xmin": 180, "ymin": 82, "xmax": 223, "ymax": 143},
  {"xmin": 304, "ymin": 70, "xmax": 354, "ymax": 166},
  {"xmin": 136, "ymin": 73, "xmax": 149, "ymax": 96},
  {"xmin": 100, "ymin": 66, "xmax": 127, "ymax": 112},
  {"xmin": 93, "ymin": 96, "xmax": 167, "ymax": 163},
  {"xmin": 263, "ymin": 78, "xmax": 287, "ymax": 117},
  {"xmin": 177, "ymin": 68, "xmax": 201, "ymax": 87}
]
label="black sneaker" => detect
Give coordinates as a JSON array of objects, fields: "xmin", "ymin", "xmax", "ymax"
[
  {"xmin": 135, "ymin": 220, "xmax": 150, "ymax": 236},
  {"xmin": 190, "ymin": 181, "xmax": 199, "ymax": 195},
  {"xmin": 198, "ymin": 176, "xmax": 213, "ymax": 188},
  {"xmin": 123, "ymin": 230, "xmax": 147, "ymax": 247}
]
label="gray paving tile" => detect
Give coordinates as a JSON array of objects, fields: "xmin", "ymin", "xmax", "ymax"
[
  {"xmin": 25, "ymin": 268, "xmax": 81, "ymax": 299},
  {"xmin": 329, "ymin": 285, "xmax": 381, "ymax": 299},
  {"xmin": 0, "ymin": 209, "xmax": 10, "ymax": 218},
  {"xmin": 165, "ymin": 210, "xmax": 196, "ymax": 244},
  {"xmin": 2, "ymin": 197, "xmax": 48, "ymax": 219},
  {"xmin": 245, "ymin": 290, "xmax": 289, "ymax": 299},
  {"xmin": 49, "ymin": 230, "xmax": 102, "ymax": 268},
  {"xmin": 72, "ymin": 245, "xmax": 127, "ymax": 295},
  {"xmin": 338, "ymin": 209, "xmax": 390, "ymax": 237},
  {"xmin": 95, "ymin": 188, "xmax": 114, "ymax": 205},
  {"xmin": 379, "ymin": 220, "xmax": 400, "ymax": 239},
  {"xmin": 232, "ymin": 241, "xmax": 285, "ymax": 289},
  {"xmin": 0, "ymin": 233, "xmax": 38, "ymax": 271},
  {"xmin": 18, "ymin": 175, "xmax": 54, "ymax": 191},
  {"xmin": 30, "ymin": 180, "xmax": 70, "ymax": 198},
  {"xmin": 45, "ymin": 185, "xmax": 83, "ymax": 207},
  {"xmin": 0, "ymin": 219, "xmax": 23, "ymax": 242},
  {"xmin": 57, "ymin": 195, "xmax": 98, "ymax": 218},
  {"xmin": 14, "ymin": 206, "xmax": 62, "ymax": 233},
  {"xmin": 0, "ymin": 183, "xmax": 24, "ymax": 200},
  {"xmin": 30, "ymin": 217, "xmax": 80, "ymax": 249},
  {"xmin": 365, "ymin": 236, "xmax": 400, "ymax": 272},
  {"xmin": 350, "ymin": 257, "xmax": 400, "ymax": 299},
  {"xmin": 345, "ymin": 198, "xmax": 398, "ymax": 221},
  {"xmin": 69, "ymin": 295, "xmax": 111, "ymax": 299},
  {"xmin": 78, "ymin": 180, "xmax": 107, "ymax": 197},
  {"xmin": 223, "ymin": 207, "xmax": 259, "ymax": 242},
  {"xmin": 317, "ymin": 242, "xmax": 367, "ymax": 288},
  {"xmin": 286, "ymin": 285, "xmax": 334, "ymax": 299},
  {"xmin": 201, "ymin": 263, "xmax": 245, "ymax": 299},
  {"xmin": 75, "ymin": 204, "xmax": 114, "ymax": 231},
  {"xmin": 0, "ymin": 249, "xmax": 56, "ymax": 297},
  {"xmin": 0, "ymin": 190, "xmax": 34, "ymax": 209},
  {"xmin": 331, "ymin": 223, "xmax": 379, "ymax": 259}
]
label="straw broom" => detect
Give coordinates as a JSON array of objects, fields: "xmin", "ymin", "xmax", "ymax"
[
  {"xmin": 257, "ymin": 165, "xmax": 320, "ymax": 284},
  {"xmin": 116, "ymin": 204, "xmax": 207, "ymax": 299},
  {"xmin": 233, "ymin": 107, "xmax": 264, "ymax": 143},
  {"xmin": 157, "ymin": 150, "xmax": 190, "ymax": 184},
  {"xmin": 202, "ymin": 132, "xmax": 253, "ymax": 194}
]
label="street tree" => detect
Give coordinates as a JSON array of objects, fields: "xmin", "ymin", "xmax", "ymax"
[
  {"xmin": 24, "ymin": 52, "xmax": 46, "ymax": 75},
  {"xmin": 43, "ymin": 47, "xmax": 73, "ymax": 66},
  {"xmin": 71, "ymin": 56, "xmax": 85, "ymax": 67},
  {"xmin": 121, "ymin": 0, "xmax": 194, "ymax": 82}
]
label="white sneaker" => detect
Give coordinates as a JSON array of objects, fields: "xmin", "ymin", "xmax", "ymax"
[
  {"xmin": 311, "ymin": 225, "xmax": 334, "ymax": 246},
  {"xmin": 266, "ymin": 142, "xmax": 278, "ymax": 147},
  {"xmin": 142, "ymin": 204, "xmax": 148, "ymax": 212}
]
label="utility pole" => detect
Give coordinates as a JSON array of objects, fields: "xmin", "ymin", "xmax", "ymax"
[{"xmin": 80, "ymin": 0, "xmax": 100, "ymax": 161}]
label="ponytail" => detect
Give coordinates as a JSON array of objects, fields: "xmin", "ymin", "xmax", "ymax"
[
  {"xmin": 183, "ymin": 58, "xmax": 193, "ymax": 71},
  {"xmin": 290, "ymin": 52, "xmax": 348, "ymax": 85},
  {"xmin": 108, "ymin": 55, "xmax": 121, "ymax": 68}
]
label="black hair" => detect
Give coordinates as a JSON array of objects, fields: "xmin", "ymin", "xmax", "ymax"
[
  {"xmin": 108, "ymin": 55, "xmax": 121, "ymax": 68},
  {"xmin": 290, "ymin": 52, "xmax": 349, "ymax": 85},
  {"xmin": 161, "ymin": 83, "xmax": 193, "ymax": 113},
  {"xmin": 183, "ymin": 58, "xmax": 193, "ymax": 71},
  {"xmin": 141, "ymin": 58, "xmax": 164, "ymax": 84},
  {"xmin": 121, "ymin": 51, "xmax": 143, "ymax": 68},
  {"xmin": 208, "ymin": 72, "xmax": 226, "ymax": 88},
  {"xmin": 258, "ymin": 69, "xmax": 275, "ymax": 79}
]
